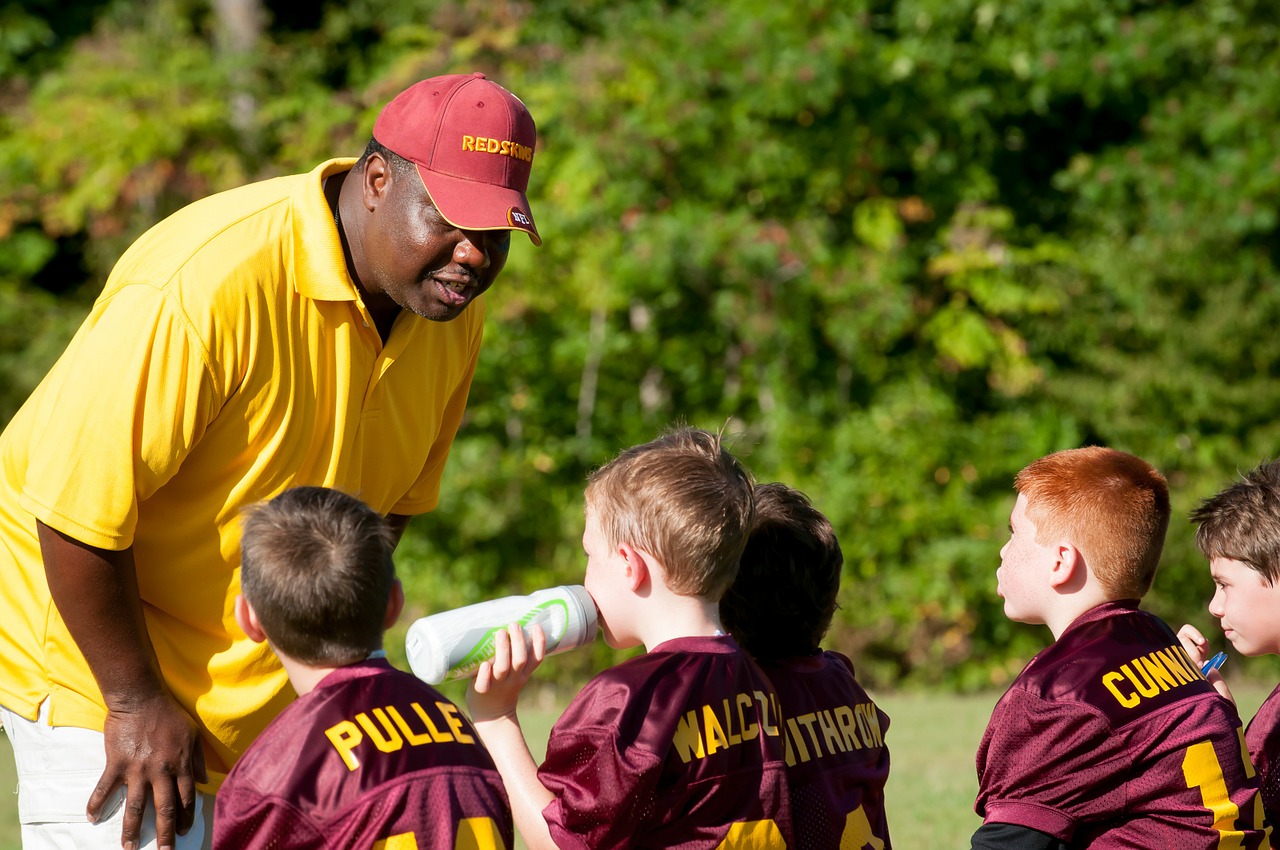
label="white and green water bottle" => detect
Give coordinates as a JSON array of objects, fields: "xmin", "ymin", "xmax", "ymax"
[{"xmin": 404, "ymin": 585, "xmax": 599, "ymax": 685}]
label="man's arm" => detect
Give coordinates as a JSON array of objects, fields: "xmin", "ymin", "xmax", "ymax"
[
  {"xmin": 467, "ymin": 624, "xmax": 558, "ymax": 850},
  {"xmin": 38, "ymin": 521, "xmax": 206, "ymax": 850}
]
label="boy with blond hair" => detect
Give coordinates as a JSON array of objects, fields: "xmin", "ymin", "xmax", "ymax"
[
  {"xmin": 466, "ymin": 427, "xmax": 793, "ymax": 850},
  {"xmin": 1179, "ymin": 458, "xmax": 1280, "ymax": 831},
  {"xmin": 211, "ymin": 487, "xmax": 512, "ymax": 850},
  {"xmin": 971, "ymin": 447, "xmax": 1267, "ymax": 849},
  {"xmin": 721, "ymin": 482, "xmax": 892, "ymax": 849}
]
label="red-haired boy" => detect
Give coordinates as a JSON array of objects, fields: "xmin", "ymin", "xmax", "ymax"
[{"xmin": 971, "ymin": 447, "xmax": 1267, "ymax": 849}]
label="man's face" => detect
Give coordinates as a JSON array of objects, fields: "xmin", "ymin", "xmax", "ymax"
[
  {"xmin": 996, "ymin": 494, "xmax": 1055, "ymax": 625},
  {"xmin": 1207, "ymin": 556, "xmax": 1280, "ymax": 657},
  {"xmin": 356, "ymin": 159, "xmax": 511, "ymax": 323}
]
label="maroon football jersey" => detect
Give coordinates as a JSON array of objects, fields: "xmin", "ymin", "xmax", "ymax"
[
  {"xmin": 213, "ymin": 659, "xmax": 513, "ymax": 850},
  {"xmin": 1246, "ymin": 682, "xmax": 1280, "ymax": 831},
  {"xmin": 537, "ymin": 634, "xmax": 794, "ymax": 850},
  {"xmin": 975, "ymin": 601, "xmax": 1269, "ymax": 848},
  {"xmin": 759, "ymin": 651, "xmax": 891, "ymax": 849}
]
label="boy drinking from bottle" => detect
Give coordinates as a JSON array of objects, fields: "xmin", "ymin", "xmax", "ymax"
[{"xmin": 466, "ymin": 427, "xmax": 793, "ymax": 850}]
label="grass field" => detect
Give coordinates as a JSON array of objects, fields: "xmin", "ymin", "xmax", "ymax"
[{"xmin": 0, "ymin": 683, "xmax": 1272, "ymax": 849}]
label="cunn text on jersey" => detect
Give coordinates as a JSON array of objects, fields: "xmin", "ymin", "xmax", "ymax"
[
  {"xmin": 1100, "ymin": 644, "xmax": 1204, "ymax": 709},
  {"xmin": 325, "ymin": 700, "xmax": 477, "ymax": 771},
  {"xmin": 672, "ymin": 690, "xmax": 783, "ymax": 764}
]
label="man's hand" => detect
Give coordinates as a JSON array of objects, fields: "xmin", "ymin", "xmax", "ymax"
[
  {"xmin": 37, "ymin": 520, "xmax": 205, "ymax": 849},
  {"xmin": 467, "ymin": 623, "xmax": 547, "ymax": 723},
  {"xmin": 90, "ymin": 693, "xmax": 207, "ymax": 850}
]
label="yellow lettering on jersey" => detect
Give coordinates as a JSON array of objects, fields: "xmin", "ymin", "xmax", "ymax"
[
  {"xmin": 386, "ymin": 705, "xmax": 435, "ymax": 746},
  {"xmin": 357, "ymin": 709, "xmax": 405, "ymax": 754},
  {"xmin": 715, "ymin": 819, "xmax": 786, "ymax": 849},
  {"xmin": 796, "ymin": 713, "xmax": 823, "ymax": 758},
  {"xmin": 673, "ymin": 710, "xmax": 707, "ymax": 763},
  {"xmin": 456, "ymin": 817, "xmax": 506, "ymax": 850},
  {"xmin": 326, "ymin": 720, "xmax": 364, "ymax": 771},
  {"xmin": 704, "ymin": 704, "xmax": 731, "ymax": 755},
  {"xmin": 1101, "ymin": 644, "xmax": 1209, "ymax": 710},
  {"xmin": 412, "ymin": 701, "xmax": 455, "ymax": 743},
  {"xmin": 817, "ymin": 710, "xmax": 845, "ymax": 754},
  {"xmin": 373, "ymin": 834, "xmax": 419, "ymax": 850},
  {"xmin": 835, "ymin": 706, "xmax": 861, "ymax": 750},
  {"xmin": 722, "ymin": 699, "xmax": 744, "ymax": 746},
  {"xmin": 855, "ymin": 703, "xmax": 885, "ymax": 748},
  {"xmin": 438, "ymin": 702, "xmax": 475, "ymax": 744},
  {"xmin": 1102, "ymin": 671, "xmax": 1140, "ymax": 708},
  {"xmin": 1155, "ymin": 648, "xmax": 1197, "ymax": 685},
  {"xmin": 754, "ymin": 690, "xmax": 780, "ymax": 737},
  {"xmin": 737, "ymin": 692, "xmax": 759, "ymax": 742},
  {"xmin": 1140, "ymin": 656, "xmax": 1179, "ymax": 692},
  {"xmin": 786, "ymin": 717, "xmax": 811, "ymax": 763}
]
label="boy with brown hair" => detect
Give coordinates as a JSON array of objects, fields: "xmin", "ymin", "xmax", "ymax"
[
  {"xmin": 971, "ymin": 447, "xmax": 1268, "ymax": 849},
  {"xmin": 1178, "ymin": 458, "xmax": 1280, "ymax": 831},
  {"xmin": 720, "ymin": 482, "xmax": 892, "ymax": 849},
  {"xmin": 466, "ymin": 427, "xmax": 794, "ymax": 850},
  {"xmin": 210, "ymin": 486, "xmax": 513, "ymax": 850}
]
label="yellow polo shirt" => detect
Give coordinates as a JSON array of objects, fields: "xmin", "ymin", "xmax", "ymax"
[{"xmin": 0, "ymin": 159, "xmax": 484, "ymax": 790}]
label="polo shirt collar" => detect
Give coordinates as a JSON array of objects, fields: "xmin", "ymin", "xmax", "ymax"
[{"xmin": 292, "ymin": 158, "xmax": 360, "ymax": 302}]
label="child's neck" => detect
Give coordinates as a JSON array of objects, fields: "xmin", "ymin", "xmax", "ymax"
[{"xmin": 640, "ymin": 595, "xmax": 724, "ymax": 652}]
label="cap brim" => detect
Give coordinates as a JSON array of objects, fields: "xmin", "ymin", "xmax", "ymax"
[{"xmin": 417, "ymin": 166, "xmax": 541, "ymax": 247}]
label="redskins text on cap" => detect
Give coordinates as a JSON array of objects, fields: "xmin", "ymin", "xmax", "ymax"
[{"xmin": 374, "ymin": 72, "xmax": 541, "ymax": 246}]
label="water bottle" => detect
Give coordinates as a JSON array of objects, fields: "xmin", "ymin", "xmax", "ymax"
[{"xmin": 405, "ymin": 585, "xmax": 599, "ymax": 684}]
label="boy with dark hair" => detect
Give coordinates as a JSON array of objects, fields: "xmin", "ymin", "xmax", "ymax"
[
  {"xmin": 971, "ymin": 447, "xmax": 1268, "ymax": 849},
  {"xmin": 211, "ymin": 486, "xmax": 512, "ymax": 850},
  {"xmin": 720, "ymin": 482, "xmax": 892, "ymax": 849},
  {"xmin": 1179, "ymin": 458, "xmax": 1280, "ymax": 831},
  {"xmin": 466, "ymin": 427, "xmax": 793, "ymax": 850}
]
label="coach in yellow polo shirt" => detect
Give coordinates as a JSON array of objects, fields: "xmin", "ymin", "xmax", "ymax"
[{"xmin": 0, "ymin": 72, "xmax": 540, "ymax": 850}]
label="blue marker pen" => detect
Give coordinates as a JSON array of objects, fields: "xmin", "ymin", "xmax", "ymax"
[{"xmin": 1201, "ymin": 651, "xmax": 1228, "ymax": 675}]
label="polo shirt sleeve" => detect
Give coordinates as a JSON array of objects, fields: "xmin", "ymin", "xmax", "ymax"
[{"xmin": 20, "ymin": 283, "xmax": 219, "ymax": 550}]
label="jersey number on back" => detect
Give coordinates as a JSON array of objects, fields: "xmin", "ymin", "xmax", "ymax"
[
  {"xmin": 1181, "ymin": 734, "xmax": 1269, "ymax": 849},
  {"xmin": 371, "ymin": 817, "xmax": 507, "ymax": 850}
]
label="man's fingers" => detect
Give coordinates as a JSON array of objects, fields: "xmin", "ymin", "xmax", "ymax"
[
  {"xmin": 120, "ymin": 779, "xmax": 148, "ymax": 850},
  {"xmin": 86, "ymin": 767, "xmax": 124, "ymax": 823}
]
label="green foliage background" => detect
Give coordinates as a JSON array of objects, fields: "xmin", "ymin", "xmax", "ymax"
[{"xmin": 3, "ymin": 0, "xmax": 1280, "ymax": 691}]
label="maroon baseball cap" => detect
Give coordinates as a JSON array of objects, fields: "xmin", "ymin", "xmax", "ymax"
[{"xmin": 374, "ymin": 72, "xmax": 540, "ymax": 246}]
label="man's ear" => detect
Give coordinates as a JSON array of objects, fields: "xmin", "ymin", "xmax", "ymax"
[
  {"xmin": 1048, "ymin": 543, "xmax": 1083, "ymax": 590},
  {"xmin": 362, "ymin": 152, "xmax": 391, "ymax": 210},
  {"xmin": 618, "ymin": 543, "xmax": 650, "ymax": 592},
  {"xmin": 234, "ymin": 594, "xmax": 268, "ymax": 644},
  {"xmin": 385, "ymin": 579, "xmax": 405, "ymax": 630}
]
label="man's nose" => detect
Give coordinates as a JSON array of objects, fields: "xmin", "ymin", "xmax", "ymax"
[{"xmin": 454, "ymin": 235, "xmax": 490, "ymax": 269}]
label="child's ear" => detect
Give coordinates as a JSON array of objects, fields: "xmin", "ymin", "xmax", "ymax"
[
  {"xmin": 384, "ymin": 579, "xmax": 405, "ymax": 630},
  {"xmin": 618, "ymin": 543, "xmax": 650, "ymax": 592},
  {"xmin": 234, "ymin": 594, "xmax": 268, "ymax": 643},
  {"xmin": 1048, "ymin": 542, "xmax": 1083, "ymax": 589}
]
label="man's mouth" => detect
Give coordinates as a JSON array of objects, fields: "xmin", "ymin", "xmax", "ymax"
[{"xmin": 432, "ymin": 275, "xmax": 473, "ymax": 307}]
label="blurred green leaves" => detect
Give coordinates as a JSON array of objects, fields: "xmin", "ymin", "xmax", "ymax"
[{"xmin": 4, "ymin": 0, "xmax": 1280, "ymax": 689}]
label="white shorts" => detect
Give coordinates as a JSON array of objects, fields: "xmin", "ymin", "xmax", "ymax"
[{"xmin": 0, "ymin": 702, "xmax": 210, "ymax": 850}]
